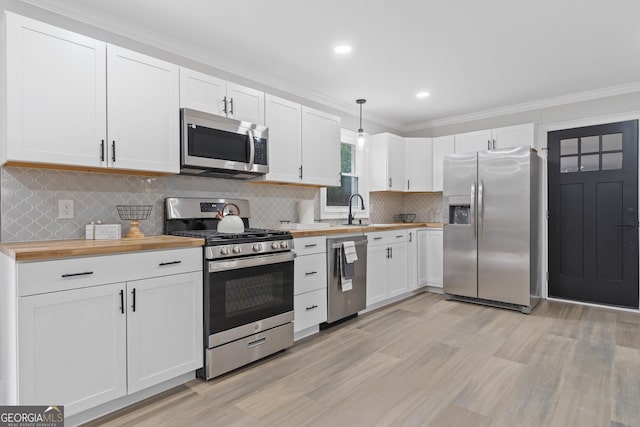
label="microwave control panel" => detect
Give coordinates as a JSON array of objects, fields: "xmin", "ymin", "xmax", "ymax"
[{"xmin": 254, "ymin": 137, "xmax": 268, "ymax": 165}]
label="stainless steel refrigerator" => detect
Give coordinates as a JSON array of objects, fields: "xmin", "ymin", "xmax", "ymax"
[{"xmin": 443, "ymin": 146, "xmax": 541, "ymax": 313}]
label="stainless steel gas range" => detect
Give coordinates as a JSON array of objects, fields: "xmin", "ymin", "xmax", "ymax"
[{"xmin": 165, "ymin": 197, "xmax": 294, "ymax": 380}]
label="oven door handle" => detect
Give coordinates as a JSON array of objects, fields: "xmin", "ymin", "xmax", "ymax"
[{"xmin": 208, "ymin": 251, "xmax": 296, "ymax": 273}]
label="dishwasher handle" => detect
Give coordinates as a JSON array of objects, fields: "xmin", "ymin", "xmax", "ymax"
[{"xmin": 330, "ymin": 240, "xmax": 368, "ymax": 250}]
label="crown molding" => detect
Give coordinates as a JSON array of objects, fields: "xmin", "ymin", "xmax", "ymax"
[
  {"xmin": 16, "ymin": 0, "xmax": 403, "ymax": 132},
  {"xmin": 403, "ymin": 81, "xmax": 640, "ymax": 132}
]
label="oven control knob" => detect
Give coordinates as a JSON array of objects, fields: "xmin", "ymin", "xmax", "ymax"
[
  {"xmin": 253, "ymin": 243, "xmax": 262, "ymax": 252},
  {"xmin": 232, "ymin": 245, "xmax": 241, "ymax": 254},
  {"xmin": 271, "ymin": 242, "xmax": 279, "ymax": 250},
  {"xmin": 220, "ymin": 247, "xmax": 229, "ymax": 255},
  {"xmin": 280, "ymin": 241, "xmax": 288, "ymax": 249}
]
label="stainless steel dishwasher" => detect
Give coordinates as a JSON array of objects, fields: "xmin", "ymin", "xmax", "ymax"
[{"xmin": 324, "ymin": 234, "xmax": 368, "ymax": 324}]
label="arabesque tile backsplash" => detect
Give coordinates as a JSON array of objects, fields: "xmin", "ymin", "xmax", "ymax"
[{"xmin": 0, "ymin": 167, "xmax": 443, "ymax": 242}]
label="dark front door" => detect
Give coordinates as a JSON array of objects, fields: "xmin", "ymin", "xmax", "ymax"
[{"xmin": 548, "ymin": 120, "xmax": 638, "ymax": 308}]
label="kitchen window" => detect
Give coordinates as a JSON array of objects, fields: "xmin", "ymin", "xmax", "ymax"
[{"xmin": 320, "ymin": 129, "xmax": 369, "ymax": 219}]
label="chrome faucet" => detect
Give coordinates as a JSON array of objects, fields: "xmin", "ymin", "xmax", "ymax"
[{"xmin": 347, "ymin": 193, "xmax": 365, "ymax": 225}]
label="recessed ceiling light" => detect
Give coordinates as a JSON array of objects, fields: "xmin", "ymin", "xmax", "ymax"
[
  {"xmin": 334, "ymin": 45, "xmax": 352, "ymax": 54},
  {"xmin": 416, "ymin": 91, "xmax": 430, "ymax": 98}
]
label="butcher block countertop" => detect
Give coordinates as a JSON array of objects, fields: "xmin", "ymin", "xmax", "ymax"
[
  {"xmin": 289, "ymin": 222, "xmax": 444, "ymax": 238},
  {"xmin": 0, "ymin": 235, "xmax": 205, "ymax": 261}
]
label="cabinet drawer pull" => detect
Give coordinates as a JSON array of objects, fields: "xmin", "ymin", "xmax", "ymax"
[
  {"xmin": 305, "ymin": 271, "xmax": 318, "ymax": 276},
  {"xmin": 119, "ymin": 289, "xmax": 124, "ymax": 314},
  {"xmin": 373, "ymin": 237, "xmax": 383, "ymax": 240},
  {"xmin": 306, "ymin": 305, "xmax": 318, "ymax": 311},
  {"xmin": 304, "ymin": 244, "xmax": 317, "ymax": 248},
  {"xmin": 61, "ymin": 271, "xmax": 93, "ymax": 278},
  {"xmin": 248, "ymin": 337, "xmax": 266, "ymax": 348},
  {"xmin": 395, "ymin": 235, "xmax": 403, "ymax": 238},
  {"xmin": 159, "ymin": 260, "xmax": 182, "ymax": 266}
]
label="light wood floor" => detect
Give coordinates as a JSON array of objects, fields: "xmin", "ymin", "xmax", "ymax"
[{"xmin": 85, "ymin": 293, "xmax": 640, "ymax": 427}]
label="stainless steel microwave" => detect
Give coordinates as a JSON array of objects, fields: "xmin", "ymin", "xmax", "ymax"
[{"xmin": 180, "ymin": 108, "xmax": 269, "ymax": 179}]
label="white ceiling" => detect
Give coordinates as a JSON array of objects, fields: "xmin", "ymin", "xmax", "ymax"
[{"xmin": 21, "ymin": 0, "xmax": 640, "ymax": 131}]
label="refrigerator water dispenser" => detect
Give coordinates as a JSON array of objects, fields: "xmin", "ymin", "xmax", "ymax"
[{"xmin": 449, "ymin": 205, "xmax": 470, "ymax": 224}]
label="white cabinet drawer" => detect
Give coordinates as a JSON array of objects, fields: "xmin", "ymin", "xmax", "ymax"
[
  {"xmin": 294, "ymin": 288, "xmax": 327, "ymax": 332},
  {"xmin": 294, "ymin": 253, "xmax": 327, "ymax": 295},
  {"xmin": 17, "ymin": 248, "xmax": 203, "ymax": 296},
  {"xmin": 366, "ymin": 230, "xmax": 409, "ymax": 246},
  {"xmin": 293, "ymin": 236, "xmax": 326, "ymax": 256}
]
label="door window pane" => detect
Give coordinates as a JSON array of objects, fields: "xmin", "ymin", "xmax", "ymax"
[
  {"xmin": 580, "ymin": 154, "xmax": 599, "ymax": 171},
  {"xmin": 580, "ymin": 136, "xmax": 599, "ymax": 153},
  {"xmin": 602, "ymin": 152, "xmax": 623, "ymax": 170},
  {"xmin": 561, "ymin": 156, "xmax": 578, "ymax": 173},
  {"xmin": 602, "ymin": 133, "xmax": 623, "ymax": 151},
  {"xmin": 560, "ymin": 138, "xmax": 578, "ymax": 155}
]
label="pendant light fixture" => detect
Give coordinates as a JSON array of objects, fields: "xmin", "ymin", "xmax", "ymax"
[{"xmin": 356, "ymin": 98, "xmax": 366, "ymax": 147}]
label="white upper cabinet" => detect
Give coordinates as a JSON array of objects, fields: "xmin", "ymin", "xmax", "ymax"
[
  {"xmin": 179, "ymin": 67, "xmax": 265, "ymax": 125},
  {"xmin": 226, "ymin": 82, "xmax": 265, "ymax": 124},
  {"xmin": 370, "ymin": 133, "xmax": 405, "ymax": 191},
  {"xmin": 107, "ymin": 45, "xmax": 179, "ymax": 173},
  {"xmin": 4, "ymin": 12, "xmax": 107, "ymax": 167},
  {"xmin": 455, "ymin": 124, "xmax": 534, "ymax": 153},
  {"xmin": 179, "ymin": 68, "xmax": 226, "ymax": 116},
  {"xmin": 432, "ymin": 135, "xmax": 455, "ymax": 192},
  {"xmin": 454, "ymin": 129, "xmax": 493, "ymax": 154},
  {"xmin": 252, "ymin": 97, "xmax": 340, "ymax": 186},
  {"xmin": 262, "ymin": 94, "xmax": 302, "ymax": 183},
  {"xmin": 405, "ymin": 138, "xmax": 433, "ymax": 192},
  {"xmin": 3, "ymin": 13, "xmax": 180, "ymax": 174},
  {"xmin": 491, "ymin": 123, "xmax": 534, "ymax": 149},
  {"xmin": 301, "ymin": 106, "xmax": 341, "ymax": 186}
]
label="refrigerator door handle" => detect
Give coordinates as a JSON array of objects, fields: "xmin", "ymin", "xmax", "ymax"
[
  {"xmin": 471, "ymin": 181, "xmax": 477, "ymax": 240},
  {"xmin": 478, "ymin": 180, "xmax": 485, "ymax": 239}
]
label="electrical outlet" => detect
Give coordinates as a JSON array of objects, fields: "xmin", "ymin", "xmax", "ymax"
[{"xmin": 58, "ymin": 199, "xmax": 74, "ymax": 219}]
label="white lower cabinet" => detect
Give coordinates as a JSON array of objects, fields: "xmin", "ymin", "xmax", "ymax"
[
  {"xmin": 17, "ymin": 283, "xmax": 127, "ymax": 415},
  {"xmin": 407, "ymin": 229, "xmax": 420, "ymax": 291},
  {"xmin": 293, "ymin": 236, "xmax": 327, "ymax": 337},
  {"xmin": 125, "ymin": 272, "xmax": 203, "ymax": 394},
  {"xmin": 366, "ymin": 231, "xmax": 408, "ymax": 307},
  {"xmin": 417, "ymin": 228, "xmax": 444, "ymax": 289},
  {"xmin": 426, "ymin": 229, "xmax": 444, "ymax": 288},
  {"xmin": 11, "ymin": 248, "xmax": 203, "ymax": 416}
]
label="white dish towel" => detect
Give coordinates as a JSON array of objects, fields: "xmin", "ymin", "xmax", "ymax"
[{"xmin": 340, "ymin": 241, "xmax": 358, "ymax": 292}]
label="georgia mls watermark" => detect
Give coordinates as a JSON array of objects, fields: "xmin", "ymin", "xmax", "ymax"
[{"xmin": 0, "ymin": 406, "xmax": 64, "ymax": 427}]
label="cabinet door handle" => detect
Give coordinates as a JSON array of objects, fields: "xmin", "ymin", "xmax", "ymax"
[
  {"xmin": 386, "ymin": 247, "xmax": 390, "ymax": 259},
  {"xmin": 389, "ymin": 177, "xmax": 392, "ymax": 188},
  {"xmin": 304, "ymin": 244, "xmax": 317, "ymax": 248},
  {"xmin": 131, "ymin": 288, "xmax": 136, "ymax": 312},
  {"xmin": 306, "ymin": 305, "xmax": 318, "ymax": 311},
  {"xmin": 222, "ymin": 96, "xmax": 228, "ymax": 114},
  {"xmin": 305, "ymin": 271, "xmax": 318, "ymax": 276},
  {"xmin": 492, "ymin": 139, "xmax": 496, "ymax": 149},
  {"xmin": 100, "ymin": 140, "xmax": 105, "ymax": 162},
  {"xmin": 159, "ymin": 260, "xmax": 182, "ymax": 266},
  {"xmin": 407, "ymin": 180, "xmax": 410, "ymax": 190},
  {"xmin": 119, "ymin": 289, "xmax": 124, "ymax": 314},
  {"xmin": 61, "ymin": 271, "xmax": 93, "ymax": 278},
  {"xmin": 111, "ymin": 141, "xmax": 116, "ymax": 162},
  {"xmin": 299, "ymin": 165, "xmax": 303, "ymax": 179},
  {"xmin": 390, "ymin": 247, "xmax": 393, "ymax": 258},
  {"xmin": 487, "ymin": 139, "xmax": 491, "ymax": 150},
  {"xmin": 229, "ymin": 97, "xmax": 234, "ymax": 115},
  {"xmin": 409, "ymin": 232, "xmax": 412, "ymax": 242}
]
